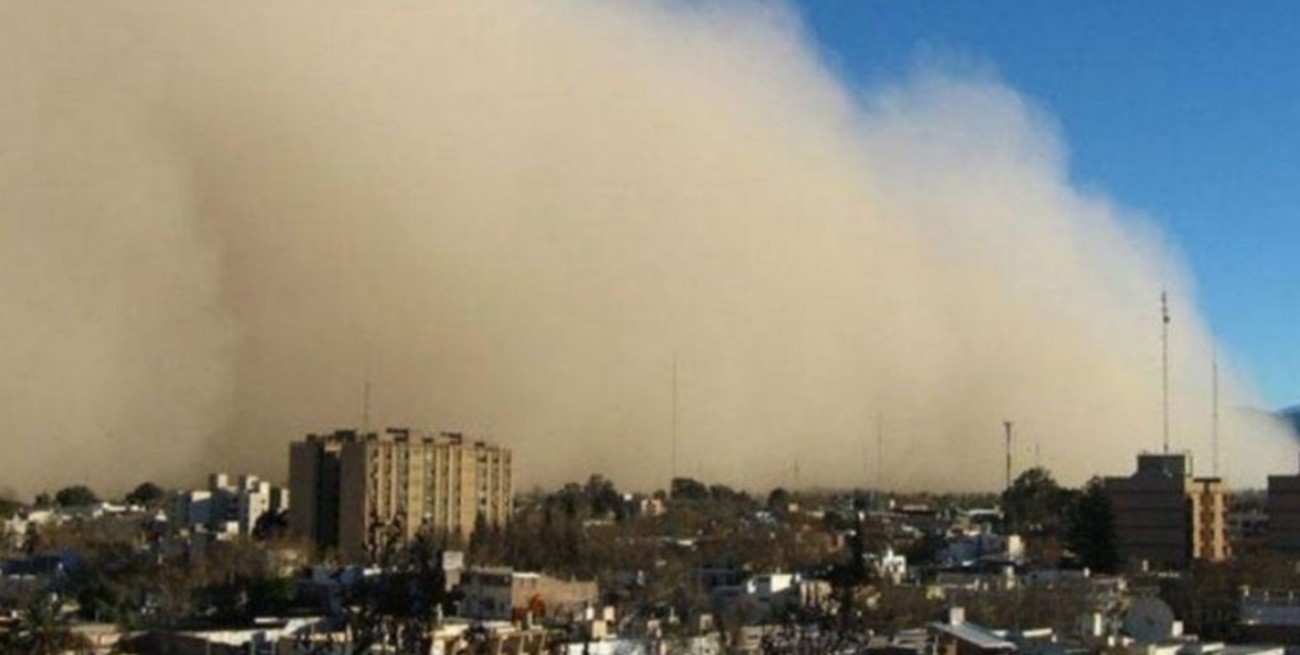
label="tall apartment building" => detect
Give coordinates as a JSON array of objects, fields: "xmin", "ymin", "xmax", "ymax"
[
  {"xmin": 1104, "ymin": 452, "xmax": 1228, "ymax": 570},
  {"xmin": 289, "ymin": 435, "xmax": 346, "ymax": 551},
  {"xmin": 1267, "ymin": 457, "xmax": 1300, "ymax": 552},
  {"xmin": 289, "ymin": 428, "xmax": 513, "ymax": 561}
]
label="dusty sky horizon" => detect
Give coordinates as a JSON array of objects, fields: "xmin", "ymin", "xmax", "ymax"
[{"xmin": 2, "ymin": 0, "xmax": 1296, "ymax": 500}]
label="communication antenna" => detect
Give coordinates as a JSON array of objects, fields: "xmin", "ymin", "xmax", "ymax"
[
  {"xmin": 861, "ymin": 436, "xmax": 869, "ymax": 486},
  {"xmin": 1162, "ymin": 291, "xmax": 1171, "ymax": 454},
  {"xmin": 671, "ymin": 354, "xmax": 679, "ymax": 483},
  {"xmin": 362, "ymin": 380, "xmax": 371, "ymax": 433},
  {"xmin": 1003, "ymin": 421, "xmax": 1013, "ymax": 488},
  {"xmin": 1212, "ymin": 350, "xmax": 1220, "ymax": 477},
  {"xmin": 361, "ymin": 337, "xmax": 374, "ymax": 433},
  {"xmin": 876, "ymin": 414, "xmax": 885, "ymax": 491},
  {"xmin": 861, "ymin": 438, "xmax": 867, "ymax": 481}
]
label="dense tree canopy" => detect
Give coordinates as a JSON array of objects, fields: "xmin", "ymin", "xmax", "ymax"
[
  {"xmin": 670, "ymin": 477, "xmax": 709, "ymax": 501},
  {"xmin": 0, "ymin": 495, "xmax": 21, "ymax": 519},
  {"xmin": 53, "ymin": 485, "xmax": 99, "ymax": 508},
  {"xmin": 124, "ymin": 482, "xmax": 166, "ymax": 508},
  {"xmin": 1065, "ymin": 477, "xmax": 1120, "ymax": 572},
  {"xmin": 0, "ymin": 593, "xmax": 90, "ymax": 655},
  {"xmin": 1000, "ymin": 467, "xmax": 1067, "ymax": 535},
  {"xmin": 767, "ymin": 487, "xmax": 791, "ymax": 513}
]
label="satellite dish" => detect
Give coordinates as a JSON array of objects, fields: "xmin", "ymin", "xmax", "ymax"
[{"xmin": 1123, "ymin": 598, "xmax": 1176, "ymax": 644}]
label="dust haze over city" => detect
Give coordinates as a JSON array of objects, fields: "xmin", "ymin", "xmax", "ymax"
[{"xmin": 2, "ymin": 0, "xmax": 1294, "ymax": 500}]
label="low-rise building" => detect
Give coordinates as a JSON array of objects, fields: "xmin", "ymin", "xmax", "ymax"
[
  {"xmin": 1239, "ymin": 586, "xmax": 1300, "ymax": 644},
  {"xmin": 710, "ymin": 573, "xmax": 830, "ymax": 621},
  {"xmin": 928, "ymin": 608, "xmax": 1015, "ymax": 655},
  {"xmin": 170, "ymin": 473, "xmax": 288, "ymax": 538},
  {"xmin": 458, "ymin": 567, "xmax": 599, "ymax": 621},
  {"xmin": 938, "ymin": 531, "xmax": 1024, "ymax": 568}
]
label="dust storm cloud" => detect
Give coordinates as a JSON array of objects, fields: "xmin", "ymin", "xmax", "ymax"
[{"xmin": 1, "ymin": 1, "xmax": 1292, "ymax": 497}]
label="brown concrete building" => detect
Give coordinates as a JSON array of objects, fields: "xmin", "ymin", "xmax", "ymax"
[
  {"xmin": 1267, "ymin": 460, "xmax": 1300, "ymax": 552},
  {"xmin": 289, "ymin": 436, "xmax": 346, "ymax": 551},
  {"xmin": 289, "ymin": 428, "xmax": 513, "ymax": 561},
  {"xmin": 1105, "ymin": 453, "xmax": 1228, "ymax": 570}
]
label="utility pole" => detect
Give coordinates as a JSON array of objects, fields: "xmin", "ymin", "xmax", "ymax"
[{"xmin": 1004, "ymin": 420, "xmax": 1014, "ymax": 490}]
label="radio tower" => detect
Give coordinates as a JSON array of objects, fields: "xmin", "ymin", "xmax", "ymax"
[
  {"xmin": 361, "ymin": 379, "xmax": 371, "ymax": 433},
  {"xmin": 1212, "ymin": 350, "xmax": 1220, "ymax": 477},
  {"xmin": 671, "ymin": 355, "xmax": 679, "ymax": 483},
  {"xmin": 1162, "ymin": 291, "xmax": 1171, "ymax": 454},
  {"xmin": 876, "ymin": 414, "xmax": 885, "ymax": 491},
  {"xmin": 1004, "ymin": 420, "xmax": 1014, "ymax": 490}
]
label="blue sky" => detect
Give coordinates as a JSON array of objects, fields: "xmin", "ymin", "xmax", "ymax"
[{"xmin": 792, "ymin": 1, "xmax": 1300, "ymax": 408}]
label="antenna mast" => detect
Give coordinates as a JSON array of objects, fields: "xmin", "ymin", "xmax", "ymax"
[
  {"xmin": 362, "ymin": 380, "xmax": 371, "ymax": 433},
  {"xmin": 361, "ymin": 338, "xmax": 373, "ymax": 433},
  {"xmin": 1162, "ymin": 291, "xmax": 1171, "ymax": 454},
  {"xmin": 1004, "ymin": 420, "xmax": 1014, "ymax": 490},
  {"xmin": 671, "ymin": 355, "xmax": 679, "ymax": 483},
  {"xmin": 1212, "ymin": 350, "xmax": 1220, "ymax": 477},
  {"xmin": 876, "ymin": 414, "xmax": 884, "ymax": 492}
]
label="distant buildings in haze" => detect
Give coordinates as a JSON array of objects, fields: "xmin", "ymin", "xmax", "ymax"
[{"xmin": 170, "ymin": 473, "xmax": 289, "ymax": 538}]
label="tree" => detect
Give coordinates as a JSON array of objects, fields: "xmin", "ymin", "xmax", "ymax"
[
  {"xmin": 1065, "ymin": 477, "xmax": 1120, "ymax": 572},
  {"xmin": 0, "ymin": 495, "xmax": 21, "ymax": 519},
  {"xmin": 124, "ymin": 482, "xmax": 166, "ymax": 508},
  {"xmin": 670, "ymin": 477, "xmax": 709, "ymax": 501},
  {"xmin": 709, "ymin": 484, "xmax": 744, "ymax": 503},
  {"xmin": 0, "ymin": 592, "xmax": 91, "ymax": 655},
  {"xmin": 54, "ymin": 485, "xmax": 99, "ymax": 508},
  {"xmin": 904, "ymin": 529, "xmax": 947, "ymax": 566},
  {"xmin": 584, "ymin": 474, "xmax": 623, "ymax": 519},
  {"xmin": 341, "ymin": 533, "xmax": 449, "ymax": 653},
  {"xmin": 252, "ymin": 510, "xmax": 290, "ymax": 541},
  {"xmin": 767, "ymin": 487, "xmax": 791, "ymax": 513},
  {"xmin": 1001, "ymin": 467, "xmax": 1064, "ymax": 534}
]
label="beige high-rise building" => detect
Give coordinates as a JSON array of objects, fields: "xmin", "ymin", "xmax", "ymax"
[
  {"xmin": 1104, "ymin": 452, "xmax": 1228, "ymax": 570},
  {"xmin": 289, "ymin": 428, "xmax": 513, "ymax": 561}
]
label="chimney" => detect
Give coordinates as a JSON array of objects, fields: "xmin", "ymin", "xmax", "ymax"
[{"xmin": 948, "ymin": 607, "xmax": 965, "ymax": 626}]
